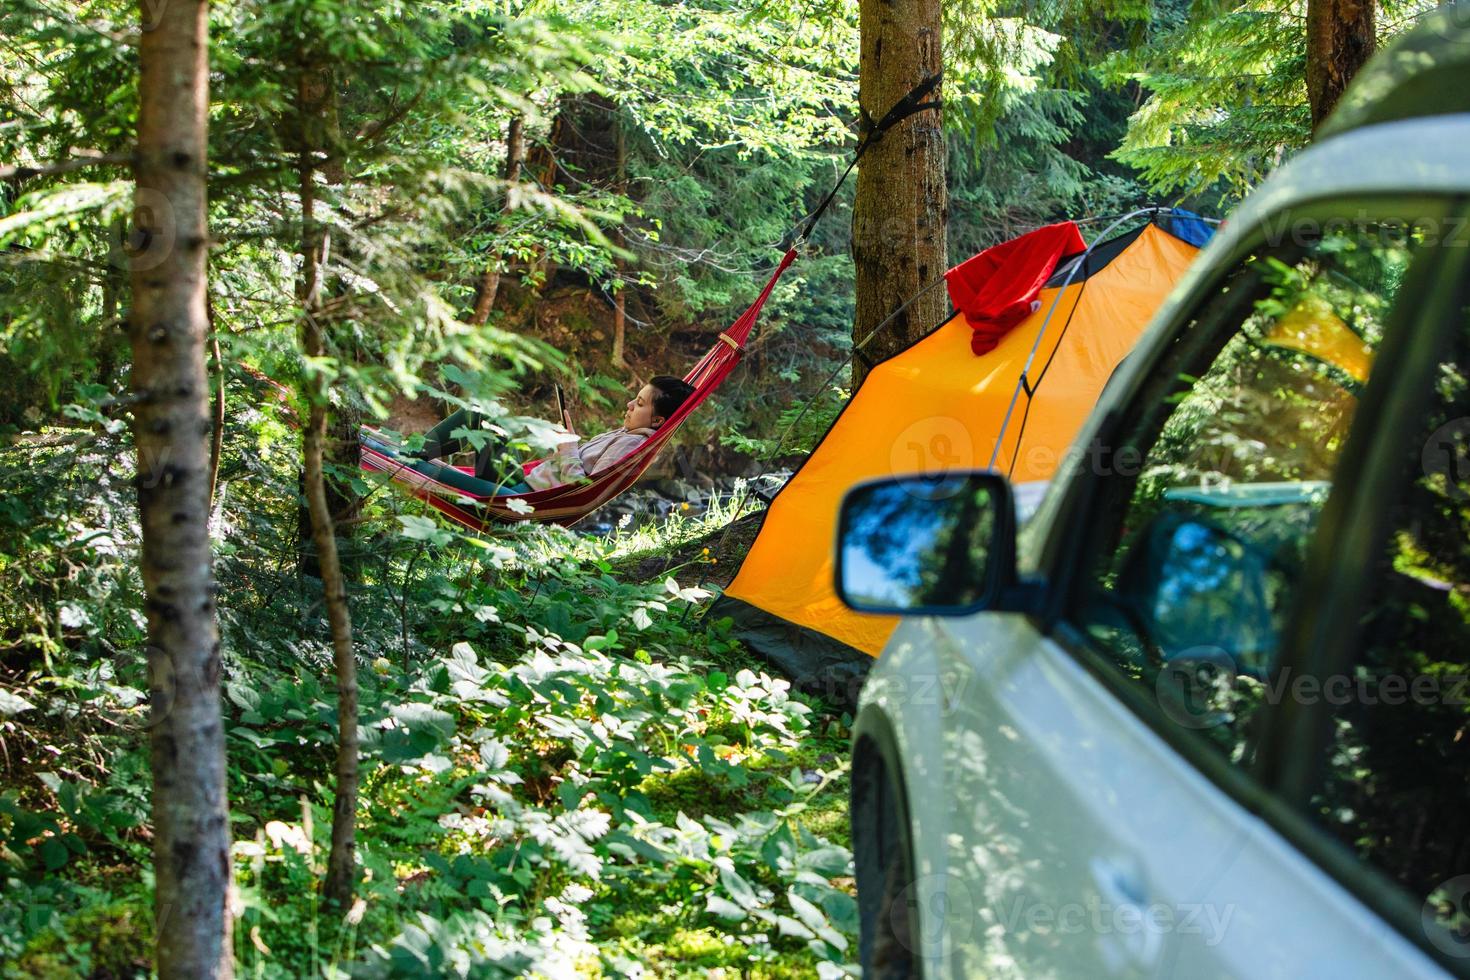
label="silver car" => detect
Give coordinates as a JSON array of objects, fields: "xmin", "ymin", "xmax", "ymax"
[{"xmin": 840, "ymin": 13, "xmax": 1470, "ymax": 979}]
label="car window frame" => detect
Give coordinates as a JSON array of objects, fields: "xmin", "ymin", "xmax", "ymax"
[{"xmin": 1032, "ymin": 196, "xmax": 1470, "ymax": 974}]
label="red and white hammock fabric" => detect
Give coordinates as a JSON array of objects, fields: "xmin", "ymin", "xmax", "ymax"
[{"xmin": 361, "ymin": 247, "xmax": 798, "ymax": 529}]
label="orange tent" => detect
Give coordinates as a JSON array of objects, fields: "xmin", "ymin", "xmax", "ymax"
[{"xmin": 710, "ymin": 218, "xmax": 1204, "ymax": 688}]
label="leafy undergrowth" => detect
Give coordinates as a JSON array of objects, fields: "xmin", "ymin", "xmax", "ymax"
[
  {"xmin": 0, "ymin": 430, "xmax": 855, "ymax": 978},
  {"xmin": 226, "ymin": 639, "xmax": 855, "ymax": 979}
]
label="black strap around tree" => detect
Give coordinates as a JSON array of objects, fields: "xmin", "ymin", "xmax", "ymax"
[{"xmin": 790, "ymin": 70, "xmax": 943, "ymax": 246}]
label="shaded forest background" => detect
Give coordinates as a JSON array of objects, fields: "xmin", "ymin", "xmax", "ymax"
[{"xmin": 8, "ymin": 0, "xmax": 1427, "ymax": 461}]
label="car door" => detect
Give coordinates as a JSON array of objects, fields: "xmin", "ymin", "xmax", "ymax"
[
  {"xmin": 1174, "ymin": 203, "xmax": 1470, "ymax": 979},
  {"xmin": 928, "ymin": 605, "xmax": 1244, "ymax": 979},
  {"xmin": 936, "ymin": 200, "xmax": 1462, "ymax": 978}
]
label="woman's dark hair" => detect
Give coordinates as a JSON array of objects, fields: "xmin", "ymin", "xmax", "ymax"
[{"xmin": 650, "ymin": 375, "xmax": 696, "ymax": 423}]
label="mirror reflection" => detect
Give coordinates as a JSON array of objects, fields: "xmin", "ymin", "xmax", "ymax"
[
  {"xmin": 839, "ymin": 475, "xmax": 1002, "ymax": 613},
  {"xmin": 1116, "ymin": 511, "xmax": 1290, "ymax": 679}
]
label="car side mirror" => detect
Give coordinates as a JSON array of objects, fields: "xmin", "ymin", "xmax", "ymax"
[{"xmin": 835, "ymin": 471, "xmax": 1017, "ymax": 616}]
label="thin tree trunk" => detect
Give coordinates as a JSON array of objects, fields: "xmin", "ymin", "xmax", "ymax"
[
  {"xmin": 611, "ymin": 118, "xmax": 628, "ymax": 369},
  {"xmin": 326, "ymin": 399, "xmax": 361, "ymax": 575},
  {"xmin": 97, "ymin": 215, "xmax": 128, "ymax": 387},
  {"xmin": 207, "ymin": 296, "xmax": 224, "ymax": 516},
  {"xmin": 851, "ymin": 0, "xmax": 946, "ymax": 388},
  {"xmin": 296, "ymin": 69, "xmax": 360, "ymax": 908},
  {"xmin": 611, "ymin": 266, "xmax": 627, "ymax": 367},
  {"xmin": 318, "ymin": 182, "xmax": 355, "ymax": 575},
  {"xmin": 1306, "ymin": 0, "xmax": 1376, "ymax": 132},
  {"xmin": 128, "ymin": 0, "xmax": 232, "ymax": 975},
  {"xmin": 469, "ymin": 114, "xmax": 526, "ymax": 325},
  {"xmin": 303, "ymin": 380, "xmax": 359, "ymax": 908},
  {"xmin": 294, "ymin": 70, "xmax": 360, "ymax": 583}
]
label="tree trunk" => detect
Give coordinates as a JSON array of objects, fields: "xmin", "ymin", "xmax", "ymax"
[
  {"xmin": 128, "ymin": 0, "xmax": 232, "ymax": 976},
  {"xmin": 97, "ymin": 215, "xmax": 129, "ymax": 388},
  {"xmin": 1306, "ymin": 0, "xmax": 1376, "ymax": 132},
  {"xmin": 611, "ymin": 119, "xmax": 628, "ymax": 369},
  {"xmin": 851, "ymin": 0, "xmax": 946, "ymax": 388},
  {"xmin": 207, "ymin": 296, "xmax": 224, "ymax": 517},
  {"xmin": 469, "ymin": 114, "xmax": 526, "ymax": 325},
  {"xmin": 294, "ymin": 69, "xmax": 360, "ymax": 582},
  {"xmin": 296, "ymin": 69, "xmax": 360, "ymax": 908}
]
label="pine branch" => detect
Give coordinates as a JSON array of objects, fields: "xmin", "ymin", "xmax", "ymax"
[{"xmin": 0, "ymin": 150, "xmax": 132, "ymax": 181}]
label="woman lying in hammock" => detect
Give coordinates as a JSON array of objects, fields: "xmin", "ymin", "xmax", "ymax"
[{"xmin": 399, "ymin": 376, "xmax": 696, "ymax": 497}]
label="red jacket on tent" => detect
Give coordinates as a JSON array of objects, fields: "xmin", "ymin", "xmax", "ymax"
[{"xmin": 945, "ymin": 221, "xmax": 1086, "ymax": 355}]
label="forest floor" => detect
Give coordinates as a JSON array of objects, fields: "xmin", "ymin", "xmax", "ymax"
[{"xmin": 0, "ymin": 426, "xmax": 858, "ymax": 978}]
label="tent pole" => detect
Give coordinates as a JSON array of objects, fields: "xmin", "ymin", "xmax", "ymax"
[{"xmin": 985, "ymin": 207, "xmax": 1163, "ymax": 471}]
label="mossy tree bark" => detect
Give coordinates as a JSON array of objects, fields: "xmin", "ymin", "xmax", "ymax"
[
  {"xmin": 1306, "ymin": 0, "xmax": 1376, "ymax": 132},
  {"xmin": 851, "ymin": 0, "xmax": 946, "ymax": 388},
  {"xmin": 128, "ymin": 0, "xmax": 232, "ymax": 974}
]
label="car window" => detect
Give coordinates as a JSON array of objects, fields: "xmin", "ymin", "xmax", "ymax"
[
  {"xmin": 1303, "ymin": 300, "xmax": 1470, "ymax": 955},
  {"xmin": 1071, "ymin": 221, "xmax": 1421, "ymax": 766}
]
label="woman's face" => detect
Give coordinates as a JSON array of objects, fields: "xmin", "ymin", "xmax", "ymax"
[{"xmin": 623, "ymin": 383, "xmax": 661, "ymax": 430}]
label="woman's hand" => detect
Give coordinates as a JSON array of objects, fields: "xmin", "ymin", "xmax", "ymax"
[{"xmin": 560, "ymin": 407, "xmax": 574, "ymax": 431}]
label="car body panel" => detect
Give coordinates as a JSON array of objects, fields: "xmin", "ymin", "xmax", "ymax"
[
  {"xmin": 930, "ymin": 613, "xmax": 1243, "ymax": 979},
  {"xmin": 862, "ymin": 611, "xmax": 1448, "ymax": 978}
]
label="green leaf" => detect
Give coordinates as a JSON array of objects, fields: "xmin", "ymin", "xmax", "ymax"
[
  {"xmin": 719, "ymin": 864, "xmax": 761, "ymax": 910},
  {"xmin": 0, "ymin": 689, "xmax": 36, "ymax": 717},
  {"xmin": 798, "ymin": 845, "xmax": 852, "ymax": 876},
  {"xmin": 584, "ymin": 630, "xmax": 618, "ymax": 651},
  {"xmin": 705, "ymin": 894, "xmax": 748, "ymax": 921},
  {"xmin": 226, "ymin": 682, "xmax": 261, "ymax": 713},
  {"xmin": 39, "ymin": 837, "xmax": 69, "ymax": 871},
  {"xmin": 397, "ymin": 515, "xmax": 453, "ymax": 545},
  {"xmin": 775, "ymin": 914, "xmax": 815, "ymax": 940},
  {"xmin": 230, "ymin": 727, "xmax": 276, "ymax": 750},
  {"xmin": 788, "ymin": 890, "xmax": 829, "ymax": 934},
  {"xmin": 821, "ymin": 891, "xmax": 860, "ymax": 934},
  {"xmin": 390, "ymin": 703, "xmax": 457, "ymax": 739},
  {"xmin": 760, "ymin": 822, "xmax": 797, "ymax": 869}
]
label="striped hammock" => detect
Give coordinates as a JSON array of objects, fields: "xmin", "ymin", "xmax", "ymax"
[{"xmin": 360, "ymin": 247, "xmax": 797, "ymax": 529}]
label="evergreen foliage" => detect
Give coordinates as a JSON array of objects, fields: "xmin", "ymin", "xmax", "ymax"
[{"xmin": 1104, "ymin": 0, "xmax": 1436, "ymax": 201}]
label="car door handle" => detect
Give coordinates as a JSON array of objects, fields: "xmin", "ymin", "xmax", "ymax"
[{"xmin": 1089, "ymin": 857, "xmax": 1165, "ymax": 974}]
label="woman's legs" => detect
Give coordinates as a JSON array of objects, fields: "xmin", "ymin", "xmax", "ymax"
[
  {"xmin": 402, "ymin": 458, "xmax": 532, "ymax": 498},
  {"xmin": 407, "ymin": 459, "xmax": 508, "ymax": 497},
  {"xmin": 415, "ymin": 409, "xmax": 517, "ymax": 482},
  {"xmin": 417, "ymin": 408, "xmax": 474, "ymax": 458}
]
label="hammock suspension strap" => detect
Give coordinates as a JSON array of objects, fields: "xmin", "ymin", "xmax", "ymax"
[{"xmin": 791, "ymin": 70, "xmax": 944, "ymax": 247}]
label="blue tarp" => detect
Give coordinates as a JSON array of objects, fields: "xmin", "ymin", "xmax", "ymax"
[{"xmin": 1162, "ymin": 208, "xmax": 1215, "ymax": 248}]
